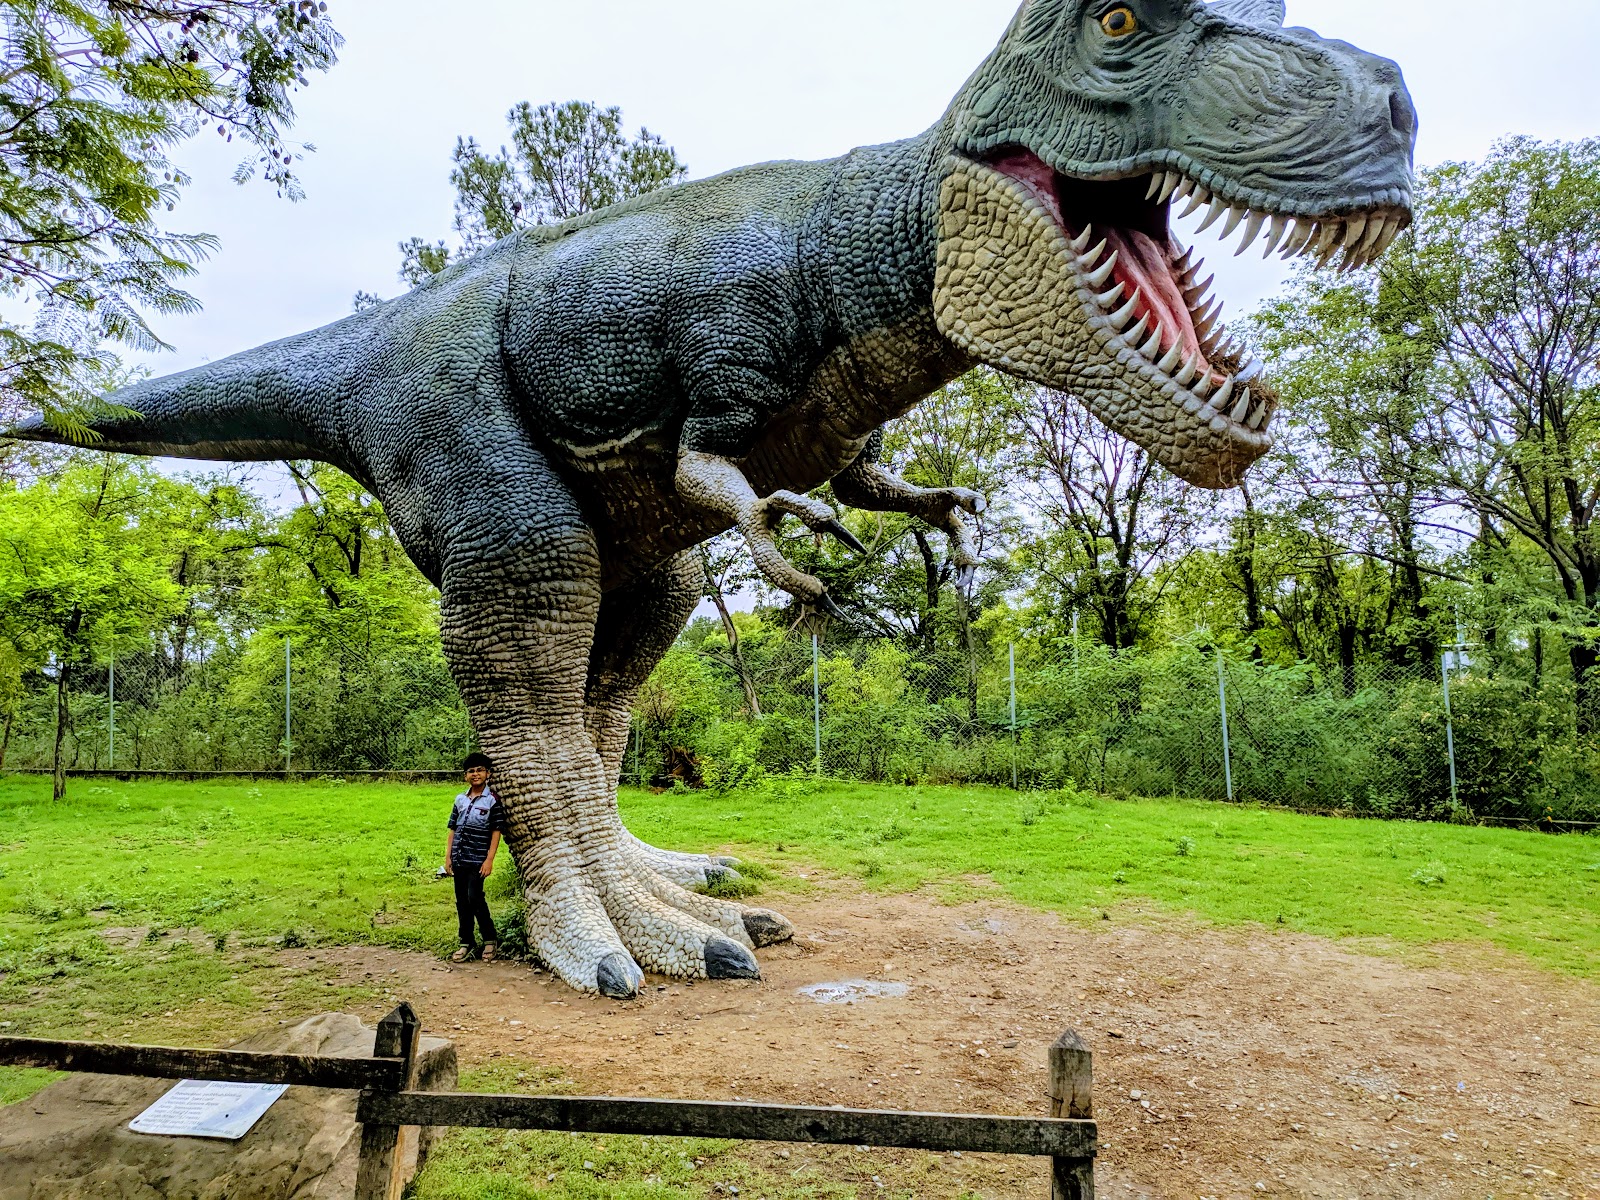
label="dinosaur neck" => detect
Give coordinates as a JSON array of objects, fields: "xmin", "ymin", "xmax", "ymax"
[{"xmin": 810, "ymin": 120, "xmax": 973, "ymax": 431}]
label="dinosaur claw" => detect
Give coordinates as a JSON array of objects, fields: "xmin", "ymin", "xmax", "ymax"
[
  {"xmin": 815, "ymin": 591, "xmax": 849, "ymax": 621},
  {"xmin": 704, "ymin": 935, "xmax": 761, "ymax": 980},
  {"xmin": 741, "ymin": 909, "xmax": 795, "ymax": 948},
  {"xmin": 596, "ymin": 951, "xmax": 643, "ymax": 1000},
  {"xmin": 955, "ymin": 565, "xmax": 976, "ymax": 591},
  {"xmin": 820, "ymin": 519, "xmax": 867, "ymax": 554}
]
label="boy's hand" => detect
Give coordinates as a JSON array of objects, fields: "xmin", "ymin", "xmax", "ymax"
[
  {"xmin": 479, "ymin": 860, "xmax": 494, "ymax": 879},
  {"xmin": 443, "ymin": 861, "xmax": 454, "ymax": 876}
]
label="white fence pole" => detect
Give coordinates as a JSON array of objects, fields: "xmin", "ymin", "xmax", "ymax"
[
  {"xmin": 284, "ymin": 636, "xmax": 293, "ymax": 775},
  {"xmin": 1216, "ymin": 649, "xmax": 1234, "ymax": 802},
  {"xmin": 1442, "ymin": 652, "xmax": 1459, "ymax": 808},
  {"xmin": 812, "ymin": 632, "xmax": 822, "ymax": 776},
  {"xmin": 1009, "ymin": 641, "xmax": 1018, "ymax": 790}
]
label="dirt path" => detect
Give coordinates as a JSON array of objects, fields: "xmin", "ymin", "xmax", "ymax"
[{"xmin": 297, "ymin": 882, "xmax": 1598, "ymax": 1199}]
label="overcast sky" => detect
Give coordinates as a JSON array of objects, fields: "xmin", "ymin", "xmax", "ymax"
[{"xmin": 135, "ymin": 0, "xmax": 1600, "ymax": 388}]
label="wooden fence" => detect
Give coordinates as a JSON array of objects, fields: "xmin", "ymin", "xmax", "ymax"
[{"xmin": 0, "ymin": 1003, "xmax": 1098, "ymax": 1199}]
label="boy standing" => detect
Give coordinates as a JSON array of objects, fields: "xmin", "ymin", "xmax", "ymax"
[{"xmin": 444, "ymin": 752, "xmax": 507, "ymax": 963}]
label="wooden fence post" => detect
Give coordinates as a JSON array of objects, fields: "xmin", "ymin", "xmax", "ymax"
[
  {"xmin": 1048, "ymin": 1029, "xmax": 1094, "ymax": 1200},
  {"xmin": 355, "ymin": 1002, "xmax": 420, "ymax": 1200}
]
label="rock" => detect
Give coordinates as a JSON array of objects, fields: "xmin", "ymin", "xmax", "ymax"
[{"xmin": 0, "ymin": 1012, "xmax": 456, "ymax": 1200}]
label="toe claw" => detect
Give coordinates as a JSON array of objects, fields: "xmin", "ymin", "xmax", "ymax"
[
  {"xmin": 704, "ymin": 935, "xmax": 761, "ymax": 980},
  {"xmin": 820, "ymin": 519, "xmax": 867, "ymax": 555},
  {"xmin": 815, "ymin": 591, "xmax": 849, "ymax": 621},
  {"xmin": 955, "ymin": 565, "xmax": 976, "ymax": 591},
  {"xmin": 741, "ymin": 909, "xmax": 794, "ymax": 948},
  {"xmin": 596, "ymin": 951, "xmax": 643, "ymax": 999}
]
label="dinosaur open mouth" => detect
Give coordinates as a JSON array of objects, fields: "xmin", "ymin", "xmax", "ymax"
[{"xmin": 975, "ymin": 147, "xmax": 1410, "ymax": 437}]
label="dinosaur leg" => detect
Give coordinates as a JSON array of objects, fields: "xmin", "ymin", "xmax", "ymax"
[
  {"xmin": 438, "ymin": 456, "xmax": 761, "ymax": 998},
  {"xmin": 584, "ymin": 552, "xmax": 795, "ymax": 949}
]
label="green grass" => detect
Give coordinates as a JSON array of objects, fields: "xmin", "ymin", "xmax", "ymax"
[
  {"xmin": 0, "ymin": 772, "xmax": 1593, "ymax": 1196},
  {"xmin": 626, "ymin": 777, "xmax": 1599, "ymax": 977}
]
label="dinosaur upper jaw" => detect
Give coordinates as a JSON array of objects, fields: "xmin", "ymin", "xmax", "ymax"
[{"xmin": 932, "ymin": 147, "xmax": 1410, "ymax": 488}]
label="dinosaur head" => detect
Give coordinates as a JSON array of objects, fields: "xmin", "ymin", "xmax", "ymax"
[{"xmin": 933, "ymin": 0, "xmax": 1416, "ymax": 487}]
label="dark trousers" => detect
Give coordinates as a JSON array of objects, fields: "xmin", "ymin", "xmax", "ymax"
[{"xmin": 452, "ymin": 864, "xmax": 499, "ymax": 946}]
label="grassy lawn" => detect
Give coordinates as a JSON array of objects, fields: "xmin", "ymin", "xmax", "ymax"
[{"xmin": 0, "ymin": 772, "xmax": 1593, "ymax": 1195}]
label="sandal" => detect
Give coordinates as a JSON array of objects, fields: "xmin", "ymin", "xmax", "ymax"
[
  {"xmin": 481, "ymin": 942, "xmax": 498, "ymax": 963},
  {"xmin": 449, "ymin": 945, "xmax": 472, "ymax": 963}
]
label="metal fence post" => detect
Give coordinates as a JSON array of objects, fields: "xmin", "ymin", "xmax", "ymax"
[
  {"xmin": 284, "ymin": 636, "xmax": 293, "ymax": 775},
  {"xmin": 1009, "ymin": 641, "xmax": 1018, "ymax": 791},
  {"xmin": 1441, "ymin": 652, "xmax": 1459, "ymax": 808},
  {"xmin": 107, "ymin": 655, "xmax": 115, "ymax": 770},
  {"xmin": 812, "ymin": 632, "xmax": 822, "ymax": 777},
  {"xmin": 1216, "ymin": 649, "xmax": 1234, "ymax": 802}
]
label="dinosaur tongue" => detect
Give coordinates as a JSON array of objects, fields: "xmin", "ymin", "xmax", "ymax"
[{"xmin": 1098, "ymin": 227, "xmax": 1204, "ymax": 365}]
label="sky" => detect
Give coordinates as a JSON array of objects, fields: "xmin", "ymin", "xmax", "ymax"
[{"xmin": 134, "ymin": 0, "xmax": 1600, "ymax": 391}]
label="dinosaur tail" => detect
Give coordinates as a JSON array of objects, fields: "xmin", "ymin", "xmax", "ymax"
[{"xmin": 5, "ymin": 317, "xmax": 365, "ymax": 462}]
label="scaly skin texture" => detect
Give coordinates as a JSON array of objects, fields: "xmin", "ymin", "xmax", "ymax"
[{"xmin": 8, "ymin": 0, "xmax": 1416, "ymax": 996}]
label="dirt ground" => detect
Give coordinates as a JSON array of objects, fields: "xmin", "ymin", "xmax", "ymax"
[{"xmin": 297, "ymin": 881, "xmax": 1599, "ymax": 1199}]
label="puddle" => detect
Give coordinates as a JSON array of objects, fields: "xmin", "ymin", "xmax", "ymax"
[{"xmin": 797, "ymin": 980, "xmax": 910, "ymax": 1005}]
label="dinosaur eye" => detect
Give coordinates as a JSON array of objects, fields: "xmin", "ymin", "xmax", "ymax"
[{"xmin": 1100, "ymin": 6, "xmax": 1138, "ymax": 36}]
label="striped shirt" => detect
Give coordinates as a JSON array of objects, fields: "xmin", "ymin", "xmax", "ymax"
[{"xmin": 447, "ymin": 788, "xmax": 507, "ymax": 865}]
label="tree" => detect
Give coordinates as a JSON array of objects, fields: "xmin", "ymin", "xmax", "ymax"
[
  {"xmin": 0, "ymin": 0, "xmax": 342, "ymax": 437},
  {"xmin": 0, "ymin": 456, "xmax": 190, "ymax": 797},
  {"xmin": 1017, "ymin": 387, "xmax": 1202, "ymax": 650},
  {"xmin": 1257, "ymin": 138, "xmax": 1600, "ymax": 727},
  {"xmin": 397, "ymin": 100, "xmax": 686, "ymax": 286}
]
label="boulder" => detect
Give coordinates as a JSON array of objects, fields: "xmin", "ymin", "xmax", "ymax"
[{"xmin": 0, "ymin": 1013, "xmax": 456, "ymax": 1199}]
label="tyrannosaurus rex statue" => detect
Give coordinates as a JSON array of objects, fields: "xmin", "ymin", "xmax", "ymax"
[{"xmin": 11, "ymin": 0, "xmax": 1416, "ymax": 996}]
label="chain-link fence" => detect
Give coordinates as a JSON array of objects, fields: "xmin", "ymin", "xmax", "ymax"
[
  {"xmin": 4, "ymin": 619, "xmax": 1597, "ymax": 825},
  {"xmin": 0, "ymin": 628, "xmax": 469, "ymax": 775},
  {"xmin": 627, "ymin": 625, "xmax": 1600, "ymax": 826}
]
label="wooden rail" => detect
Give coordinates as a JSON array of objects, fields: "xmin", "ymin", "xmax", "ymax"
[
  {"xmin": 0, "ymin": 1003, "xmax": 1098, "ymax": 1200},
  {"xmin": 0, "ymin": 1035, "xmax": 405, "ymax": 1090}
]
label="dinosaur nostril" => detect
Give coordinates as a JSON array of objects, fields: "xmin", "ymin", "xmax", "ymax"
[{"xmin": 1389, "ymin": 90, "xmax": 1415, "ymax": 137}]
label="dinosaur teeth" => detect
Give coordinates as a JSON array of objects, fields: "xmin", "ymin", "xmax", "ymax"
[
  {"xmin": 1213, "ymin": 375, "xmax": 1237, "ymax": 412},
  {"xmin": 1178, "ymin": 186, "xmax": 1211, "ymax": 220},
  {"xmin": 1219, "ymin": 205, "xmax": 1248, "ymax": 240},
  {"xmin": 1095, "ymin": 281, "xmax": 1127, "ymax": 310},
  {"xmin": 1070, "ymin": 224, "xmax": 1095, "ymax": 253},
  {"xmin": 1280, "ymin": 218, "xmax": 1318, "ymax": 259},
  {"xmin": 1145, "ymin": 174, "xmax": 1163, "ymax": 201},
  {"xmin": 1182, "ymin": 273, "xmax": 1214, "ymax": 308},
  {"xmin": 1261, "ymin": 214, "xmax": 1290, "ymax": 258},
  {"xmin": 1372, "ymin": 215, "xmax": 1404, "ymax": 257},
  {"xmin": 1157, "ymin": 340, "xmax": 1184, "ymax": 373},
  {"xmin": 1234, "ymin": 210, "xmax": 1266, "ymax": 255},
  {"xmin": 1195, "ymin": 197, "xmax": 1228, "ymax": 234},
  {"xmin": 1108, "ymin": 288, "xmax": 1142, "ymax": 329},
  {"xmin": 1084, "ymin": 250, "xmax": 1119, "ymax": 287},
  {"xmin": 1342, "ymin": 214, "xmax": 1369, "ymax": 250},
  {"xmin": 1176, "ymin": 351, "xmax": 1201, "ymax": 386},
  {"xmin": 1080, "ymin": 238, "xmax": 1110, "ymax": 266},
  {"xmin": 1138, "ymin": 323, "xmax": 1164, "ymax": 358},
  {"xmin": 1157, "ymin": 171, "xmax": 1182, "ymax": 204},
  {"xmin": 1171, "ymin": 178, "xmax": 1195, "ymax": 205},
  {"xmin": 1125, "ymin": 313, "xmax": 1152, "ymax": 345},
  {"xmin": 1229, "ymin": 386, "xmax": 1251, "ymax": 424}
]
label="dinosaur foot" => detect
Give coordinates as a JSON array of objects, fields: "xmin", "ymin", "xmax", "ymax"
[
  {"xmin": 525, "ymin": 842, "xmax": 793, "ymax": 998},
  {"xmin": 623, "ymin": 830, "xmax": 743, "ymax": 888}
]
